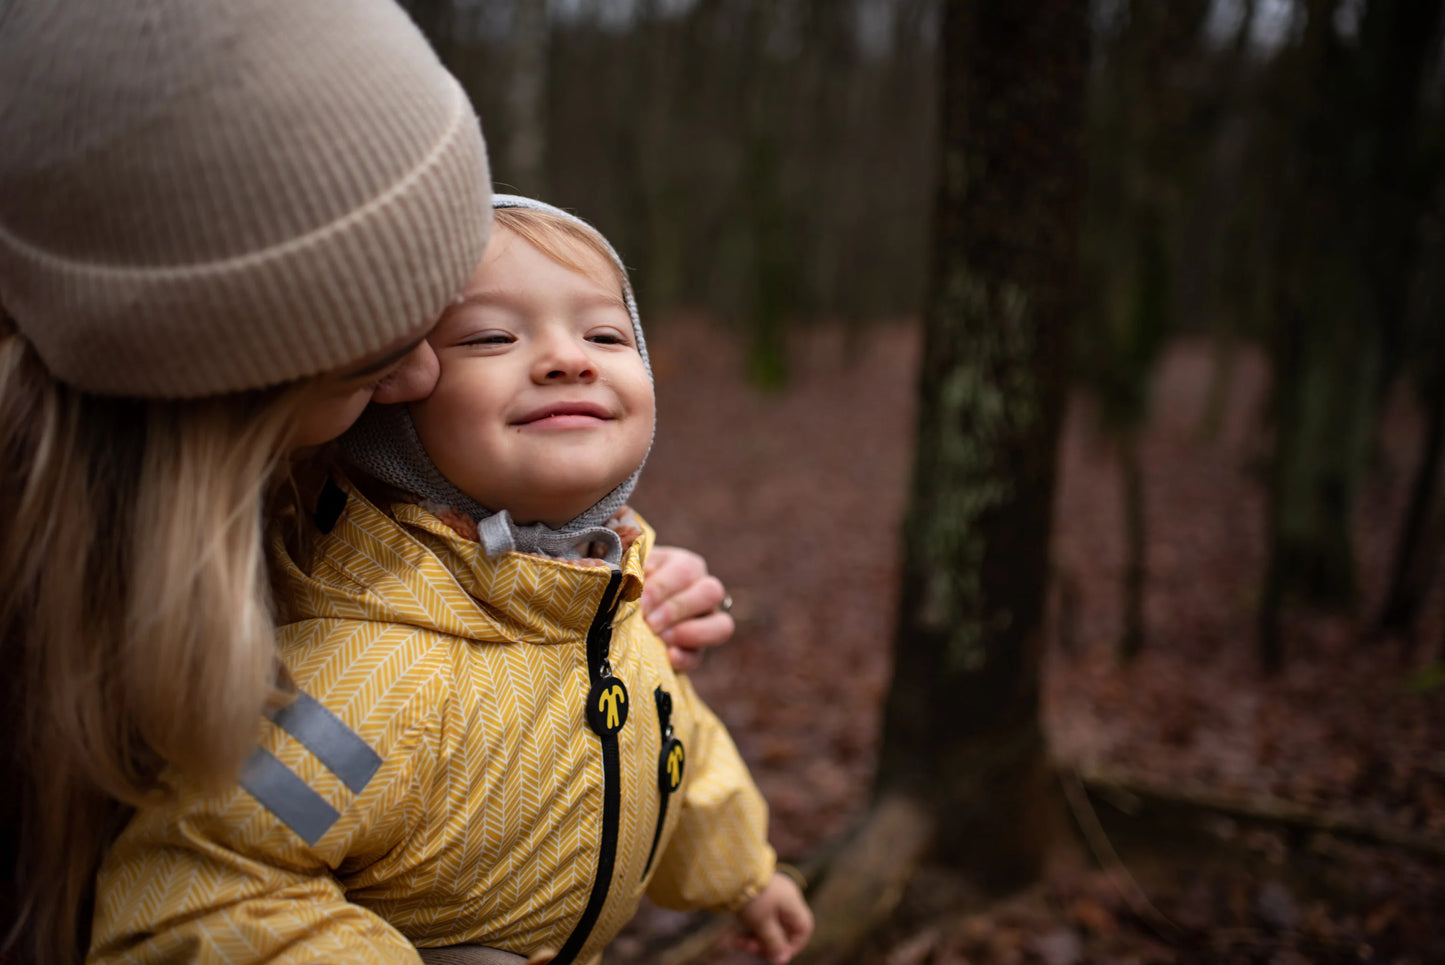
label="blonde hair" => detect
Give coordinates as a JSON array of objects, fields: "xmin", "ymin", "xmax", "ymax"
[
  {"xmin": 493, "ymin": 205, "xmax": 628, "ymax": 294},
  {"xmin": 0, "ymin": 324, "xmax": 316, "ymax": 963}
]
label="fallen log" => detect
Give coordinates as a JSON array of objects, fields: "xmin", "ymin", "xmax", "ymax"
[{"xmin": 1079, "ymin": 767, "xmax": 1445, "ymax": 859}]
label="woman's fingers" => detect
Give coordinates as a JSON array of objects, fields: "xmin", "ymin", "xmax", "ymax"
[
  {"xmin": 647, "ymin": 573, "xmax": 727, "ymax": 637},
  {"xmin": 661, "ymin": 609, "xmax": 735, "ymax": 654},
  {"xmin": 643, "ymin": 546, "xmax": 735, "ymax": 670},
  {"xmin": 640, "ymin": 545, "xmax": 706, "ymax": 613}
]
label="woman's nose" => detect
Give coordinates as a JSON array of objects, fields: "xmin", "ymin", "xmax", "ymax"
[{"xmin": 372, "ymin": 340, "xmax": 440, "ymax": 403}]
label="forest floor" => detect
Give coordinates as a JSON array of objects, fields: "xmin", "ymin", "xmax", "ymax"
[{"xmin": 616, "ymin": 316, "xmax": 1445, "ymax": 965}]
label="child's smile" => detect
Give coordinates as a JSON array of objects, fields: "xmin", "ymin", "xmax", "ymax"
[
  {"xmin": 511, "ymin": 399, "xmax": 615, "ymax": 430},
  {"xmin": 408, "ymin": 226, "xmax": 654, "ymax": 528}
]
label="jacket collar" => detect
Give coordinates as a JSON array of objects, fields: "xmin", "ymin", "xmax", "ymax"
[{"xmin": 272, "ymin": 476, "xmax": 649, "ymax": 646}]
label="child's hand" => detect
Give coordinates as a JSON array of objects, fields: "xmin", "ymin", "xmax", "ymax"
[{"xmin": 733, "ymin": 871, "xmax": 813, "ymax": 964}]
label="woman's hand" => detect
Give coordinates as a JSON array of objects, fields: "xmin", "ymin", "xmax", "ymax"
[{"xmin": 642, "ymin": 545, "xmax": 734, "ymax": 671}]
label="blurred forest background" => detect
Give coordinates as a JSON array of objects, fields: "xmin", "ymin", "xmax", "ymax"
[{"xmin": 403, "ymin": 0, "xmax": 1445, "ymax": 961}]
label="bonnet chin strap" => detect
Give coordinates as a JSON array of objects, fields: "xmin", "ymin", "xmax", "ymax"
[{"xmin": 478, "ymin": 512, "xmax": 624, "ymax": 567}]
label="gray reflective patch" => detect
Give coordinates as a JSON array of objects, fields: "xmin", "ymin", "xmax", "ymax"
[
  {"xmin": 239, "ymin": 746, "xmax": 339, "ymax": 846},
  {"xmin": 267, "ymin": 691, "xmax": 382, "ymax": 793}
]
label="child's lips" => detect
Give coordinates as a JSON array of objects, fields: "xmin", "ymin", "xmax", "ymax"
[{"xmin": 512, "ymin": 401, "xmax": 612, "ymax": 429}]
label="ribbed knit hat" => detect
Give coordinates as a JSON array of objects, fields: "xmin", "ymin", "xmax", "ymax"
[
  {"xmin": 0, "ymin": 0, "xmax": 492, "ymax": 397},
  {"xmin": 342, "ymin": 195, "xmax": 653, "ymax": 565}
]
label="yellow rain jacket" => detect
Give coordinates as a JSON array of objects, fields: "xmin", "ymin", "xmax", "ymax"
[{"xmin": 89, "ymin": 479, "xmax": 775, "ymax": 964}]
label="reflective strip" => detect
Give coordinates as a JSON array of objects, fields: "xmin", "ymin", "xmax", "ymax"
[
  {"xmin": 239, "ymin": 746, "xmax": 340, "ymax": 846},
  {"xmin": 266, "ymin": 691, "xmax": 382, "ymax": 793}
]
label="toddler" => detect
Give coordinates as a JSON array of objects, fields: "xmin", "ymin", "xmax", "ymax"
[{"xmin": 89, "ymin": 196, "xmax": 811, "ymax": 965}]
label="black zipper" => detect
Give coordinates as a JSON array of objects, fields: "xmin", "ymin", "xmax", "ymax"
[
  {"xmin": 642, "ymin": 686, "xmax": 684, "ymax": 877},
  {"xmin": 553, "ymin": 570, "xmax": 625, "ymax": 965}
]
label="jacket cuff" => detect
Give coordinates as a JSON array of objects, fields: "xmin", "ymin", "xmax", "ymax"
[{"xmin": 720, "ymin": 847, "xmax": 778, "ymax": 913}]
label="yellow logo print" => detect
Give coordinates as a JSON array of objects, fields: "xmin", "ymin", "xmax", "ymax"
[
  {"xmin": 598, "ymin": 684, "xmax": 627, "ymax": 730},
  {"xmin": 666, "ymin": 743, "xmax": 685, "ymax": 788}
]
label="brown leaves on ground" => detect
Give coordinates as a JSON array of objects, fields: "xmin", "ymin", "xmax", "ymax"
[{"xmin": 613, "ymin": 317, "xmax": 1445, "ymax": 964}]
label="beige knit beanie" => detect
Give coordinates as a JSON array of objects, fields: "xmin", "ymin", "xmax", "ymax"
[{"xmin": 0, "ymin": 0, "xmax": 493, "ymax": 397}]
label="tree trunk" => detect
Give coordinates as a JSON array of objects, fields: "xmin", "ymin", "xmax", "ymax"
[
  {"xmin": 876, "ymin": 0, "xmax": 1087, "ymax": 883},
  {"xmin": 503, "ymin": 0, "xmax": 550, "ymax": 196},
  {"xmin": 1354, "ymin": 0, "xmax": 1445, "ymax": 404},
  {"xmin": 1119, "ymin": 428, "xmax": 1147, "ymax": 662},
  {"xmin": 1378, "ymin": 359, "xmax": 1445, "ymax": 648},
  {"xmin": 1257, "ymin": 0, "xmax": 1366, "ymax": 663},
  {"xmin": 802, "ymin": 10, "xmax": 1088, "ymax": 951},
  {"xmin": 1258, "ymin": 0, "xmax": 1445, "ymax": 656}
]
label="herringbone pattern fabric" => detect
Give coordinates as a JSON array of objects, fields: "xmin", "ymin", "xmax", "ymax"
[{"xmin": 88, "ymin": 479, "xmax": 774, "ymax": 964}]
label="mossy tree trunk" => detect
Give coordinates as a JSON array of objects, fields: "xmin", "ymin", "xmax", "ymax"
[
  {"xmin": 804, "ymin": 13, "xmax": 1087, "ymax": 950},
  {"xmin": 876, "ymin": 0, "xmax": 1087, "ymax": 884}
]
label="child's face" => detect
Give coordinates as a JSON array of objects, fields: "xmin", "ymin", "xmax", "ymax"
[{"xmin": 409, "ymin": 226, "xmax": 654, "ymax": 528}]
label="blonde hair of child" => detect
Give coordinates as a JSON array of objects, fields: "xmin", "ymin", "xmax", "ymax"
[
  {"xmin": 493, "ymin": 205, "xmax": 628, "ymax": 294},
  {"xmin": 0, "ymin": 324, "xmax": 317, "ymax": 963}
]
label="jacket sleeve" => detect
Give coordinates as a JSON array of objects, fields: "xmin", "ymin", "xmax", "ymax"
[
  {"xmin": 645, "ymin": 674, "xmax": 777, "ymax": 914},
  {"xmin": 88, "ymin": 630, "xmax": 448, "ymax": 965}
]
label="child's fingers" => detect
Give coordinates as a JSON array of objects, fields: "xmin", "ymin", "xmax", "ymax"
[
  {"xmin": 730, "ymin": 933, "xmax": 762, "ymax": 956},
  {"xmin": 750, "ymin": 915, "xmax": 792, "ymax": 965},
  {"xmin": 780, "ymin": 901, "xmax": 815, "ymax": 953}
]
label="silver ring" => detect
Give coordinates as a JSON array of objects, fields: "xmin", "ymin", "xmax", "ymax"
[{"xmin": 717, "ymin": 593, "xmax": 733, "ymax": 615}]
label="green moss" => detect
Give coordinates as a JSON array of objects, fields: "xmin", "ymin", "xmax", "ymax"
[{"xmin": 905, "ymin": 267, "xmax": 1046, "ymax": 675}]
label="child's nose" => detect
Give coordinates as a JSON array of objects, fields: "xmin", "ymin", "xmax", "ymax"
[{"xmin": 532, "ymin": 336, "xmax": 596, "ymax": 383}]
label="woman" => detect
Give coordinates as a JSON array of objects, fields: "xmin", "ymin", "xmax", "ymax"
[{"xmin": 0, "ymin": 2, "xmax": 729, "ymax": 961}]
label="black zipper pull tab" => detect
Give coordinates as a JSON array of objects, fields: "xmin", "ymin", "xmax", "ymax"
[
  {"xmin": 654, "ymin": 688, "xmax": 684, "ymax": 794},
  {"xmin": 643, "ymin": 686, "xmax": 685, "ymax": 877},
  {"xmin": 587, "ymin": 675, "xmax": 629, "ymax": 736},
  {"xmin": 585, "ymin": 571, "xmax": 629, "ymax": 738}
]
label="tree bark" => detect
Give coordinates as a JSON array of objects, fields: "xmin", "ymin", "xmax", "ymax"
[
  {"xmin": 1119, "ymin": 429, "xmax": 1147, "ymax": 662},
  {"xmin": 1378, "ymin": 358, "xmax": 1445, "ymax": 647},
  {"xmin": 875, "ymin": 0, "xmax": 1087, "ymax": 884},
  {"xmin": 503, "ymin": 0, "xmax": 550, "ymax": 196},
  {"xmin": 1257, "ymin": 0, "xmax": 1365, "ymax": 662}
]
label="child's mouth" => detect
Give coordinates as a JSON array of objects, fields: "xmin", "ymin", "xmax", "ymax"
[
  {"xmin": 513, "ymin": 402, "xmax": 612, "ymax": 429},
  {"xmin": 524, "ymin": 413, "xmax": 606, "ymax": 430}
]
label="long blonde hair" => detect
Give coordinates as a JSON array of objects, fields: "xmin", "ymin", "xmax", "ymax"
[{"xmin": 0, "ymin": 323, "xmax": 315, "ymax": 963}]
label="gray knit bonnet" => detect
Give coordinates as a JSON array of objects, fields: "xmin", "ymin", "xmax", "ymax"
[
  {"xmin": 341, "ymin": 195, "xmax": 652, "ymax": 565},
  {"xmin": 0, "ymin": 0, "xmax": 492, "ymax": 397}
]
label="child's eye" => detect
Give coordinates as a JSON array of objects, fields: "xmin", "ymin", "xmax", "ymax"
[
  {"xmin": 462, "ymin": 331, "xmax": 515, "ymax": 346},
  {"xmin": 587, "ymin": 330, "xmax": 630, "ymax": 346}
]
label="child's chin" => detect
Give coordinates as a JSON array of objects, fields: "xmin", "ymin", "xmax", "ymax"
[{"xmin": 504, "ymin": 494, "xmax": 604, "ymax": 529}]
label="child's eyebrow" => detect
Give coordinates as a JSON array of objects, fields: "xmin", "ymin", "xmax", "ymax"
[{"xmin": 449, "ymin": 289, "xmax": 628, "ymax": 313}]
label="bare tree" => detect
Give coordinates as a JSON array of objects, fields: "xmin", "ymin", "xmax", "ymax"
[
  {"xmin": 802, "ymin": 0, "xmax": 1088, "ymax": 956},
  {"xmin": 503, "ymin": 0, "xmax": 550, "ymax": 195}
]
